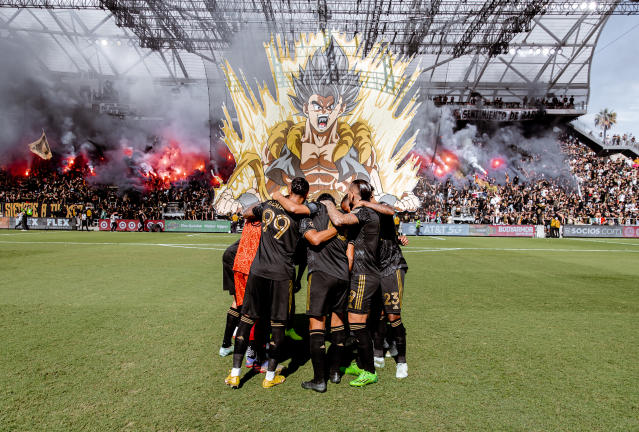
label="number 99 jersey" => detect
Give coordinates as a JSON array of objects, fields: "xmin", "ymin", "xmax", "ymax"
[{"xmin": 249, "ymin": 200, "xmax": 317, "ymax": 281}]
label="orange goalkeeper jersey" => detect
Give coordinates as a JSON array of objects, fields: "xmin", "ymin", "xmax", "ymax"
[{"xmin": 232, "ymin": 221, "xmax": 261, "ymax": 275}]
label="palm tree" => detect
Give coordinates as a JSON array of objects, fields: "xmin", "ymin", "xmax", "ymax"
[{"xmin": 594, "ymin": 108, "xmax": 617, "ymax": 144}]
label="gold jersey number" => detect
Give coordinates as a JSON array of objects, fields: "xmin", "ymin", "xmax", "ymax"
[{"xmin": 262, "ymin": 209, "xmax": 291, "ymax": 240}]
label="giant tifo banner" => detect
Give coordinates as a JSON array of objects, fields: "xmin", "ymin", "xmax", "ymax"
[
  {"xmin": 164, "ymin": 220, "xmax": 231, "ymax": 233},
  {"xmin": 1, "ymin": 202, "xmax": 84, "ymax": 218},
  {"xmin": 8, "ymin": 217, "xmax": 75, "ymax": 230},
  {"xmin": 563, "ymin": 225, "xmax": 639, "ymax": 238},
  {"xmin": 400, "ymin": 223, "xmax": 535, "ymax": 237},
  {"xmin": 213, "ymin": 33, "xmax": 422, "ymax": 215},
  {"xmin": 98, "ymin": 219, "xmax": 165, "ymax": 232}
]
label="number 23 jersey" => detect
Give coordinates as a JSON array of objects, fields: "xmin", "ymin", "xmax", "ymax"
[{"xmin": 249, "ymin": 200, "xmax": 317, "ymax": 281}]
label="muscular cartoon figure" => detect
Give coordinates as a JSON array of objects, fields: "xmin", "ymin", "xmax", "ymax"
[{"xmin": 215, "ymin": 39, "xmax": 419, "ymax": 214}]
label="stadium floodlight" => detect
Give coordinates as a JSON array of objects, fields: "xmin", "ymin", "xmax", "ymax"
[
  {"xmin": 100, "ymin": 39, "xmax": 108, "ymax": 46},
  {"xmin": 549, "ymin": 48, "xmax": 556, "ymax": 55},
  {"xmin": 509, "ymin": 47, "xmax": 516, "ymax": 55},
  {"xmin": 589, "ymin": 2, "xmax": 597, "ymax": 10},
  {"xmin": 580, "ymin": 2, "xmax": 588, "ymax": 10},
  {"xmin": 116, "ymin": 40, "xmax": 121, "ymax": 46},
  {"xmin": 535, "ymin": 48, "xmax": 541, "ymax": 55},
  {"xmin": 542, "ymin": 47, "xmax": 549, "ymax": 55},
  {"xmin": 528, "ymin": 47, "xmax": 534, "ymax": 55}
]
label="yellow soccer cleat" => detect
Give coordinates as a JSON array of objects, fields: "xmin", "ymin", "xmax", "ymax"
[
  {"xmin": 224, "ymin": 372, "xmax": 240, "ymax": 389},
  {"xmin": 262, "ymin": 375, "xmax": 286, "ymax": 388}
]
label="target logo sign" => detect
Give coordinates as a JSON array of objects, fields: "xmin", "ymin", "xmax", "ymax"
[
  {"xmin": 146, "ymin": 220, "xmax": 164, "ymax": 231},
  {"xmin": 99, "ymin": 219, "xmax": 165, "ymax": 231}
]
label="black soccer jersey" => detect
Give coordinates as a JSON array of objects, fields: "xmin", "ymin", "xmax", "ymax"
[
  {"xmin": 348, "ymin": 206, "xmax": 381, "ymax": 276},
  {"xmin": 378, "ymin": 213, "xmax": 408, "ymax": 277},
  {"xmin": 300, "ymin": 203, "xmax": 350, "ymax": 281},
  {"xmin": 249, "ymin": 200, "xmax": 309, "ymax": 281}
]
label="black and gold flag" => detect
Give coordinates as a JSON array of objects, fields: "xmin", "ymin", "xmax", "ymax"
[{"xmin": 28, "ymin": 131, "xmax": 52, "ymax": 160}]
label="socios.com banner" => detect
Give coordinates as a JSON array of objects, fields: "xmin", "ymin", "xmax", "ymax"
[
  {"xmin": 563, "ymin": 225, "xmax": 639, "ymax": 238},
  {"xmin": 400, "ymin": 223, "xmax": 535, "ymax": 237},
  {"xmin": 164, "ymin": 220, "xmax": 231, "ymax": 233},
  {"xmin": 9, "ymin": 217, "xmax": 74, "ymax": 230}
]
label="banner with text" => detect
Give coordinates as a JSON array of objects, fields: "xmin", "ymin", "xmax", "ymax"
[
  {"xmin": 454, "ymin": 108, "xmax": 546, "ymax": 122},
  {"xmin": 98, "ymin": 219, "xmax": 165, "ymax": 232},
  {"xmin": 164, "ymin": 220, "xmax": 231, "ymax": 233},
  {"xmin": 563, "ymin": 225, "xmax": 639, "ymax": 238},
  {"xmin": 401, "ymin": 223, "xmax": 535, "ymax": 237},
  {"xmin": 8, "ymin": 217, "xmax": 74, "ymax": 230},
  {"xmin": 1, "ymin": 202, "xmax": 84, "ymax": 218}
]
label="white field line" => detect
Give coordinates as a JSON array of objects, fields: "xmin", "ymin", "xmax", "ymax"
[
  {"xmin": 1, "ymin": 240, "xmax": 638, "ymax": 254},
  {"xmin": 0, "ymin": 240, "xmax": 228, "ymax": 250},
  {"xmin": 402, "ymin": 247, "xmax": 639, "ymax": 253},
  {"xmin": 569, "ymin": 238, "xmax": 639, "ymax": 247}
]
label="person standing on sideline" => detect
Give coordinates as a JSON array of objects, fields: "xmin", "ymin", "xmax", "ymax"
[
  {"xmin": 81, "ymin": 211, "xmax": 88, "ymax": 231},
  {"xmin": 110, "ymin": 212, "xmax": 118, "ymax": 232}
]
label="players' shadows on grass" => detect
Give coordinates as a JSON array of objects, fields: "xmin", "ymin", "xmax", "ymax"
[{"xmin": 282, "ymin": 313, "xmax": 311, "ymax": 377}]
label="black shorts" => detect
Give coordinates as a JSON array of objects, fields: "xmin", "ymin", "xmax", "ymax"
[
  {"xmin": 306, "ymin": 271, "xmax": 349, "ymax": 317},
  {"xmin": 348, "ymin": 273, "xmax": 381, "ymax": 314},
  {"xmin": 222, "ymin": 240, "xmax": 239, "ymax": 295},
  {"xmin": 241, "ymin": 273, "xmax": 293, "ymax": 321},
  {"xmin": 380, "ymin": 268, "xmax": 406, "ymax": 314}
]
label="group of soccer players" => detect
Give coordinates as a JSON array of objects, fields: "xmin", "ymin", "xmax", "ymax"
[{"xmin": 219, "ymin": 176, "xmax": 408, "ymax": 391}]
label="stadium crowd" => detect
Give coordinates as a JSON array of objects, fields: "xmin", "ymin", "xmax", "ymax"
[
  {"xmin": 0, "ymin": 169, "xmax": 216, "ymax": 221},
  {"xmin": 411, "ymin": 136, "xmax": 638, "ymax": 225},
  {"xmin": 1, "ymin": 137, "xmax": 637, "ymax": 225}
]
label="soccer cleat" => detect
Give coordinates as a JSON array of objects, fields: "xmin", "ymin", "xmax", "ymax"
[
  {"xmin": 224, "ymin": 372, "xmax": 240, "ymax": 388},
  {"xmin": 285, "ymin": 328, "xmax": 303, "ymax": 341},
  {"xmin": 219, "ymin": 346, "xmax": 233, "ymax": 357},
  {"xmin": 396, "ymin": 363, "xmax": 408, "ymax": 379},
  {"xmin": 349, "ymin": 371, "xmax": 378, "ymax": 387},
  {"xmin": 301, "ymin": 380, "xmax": 327, "ymax": 393},
  {"xmin": 341, "ymin": 362, "xmax": 364, "ymax": 376},
  {"xmin": 329, "ymin": 371, "xmax": 342, "ymax": 384},
  {"xmin": 262, "ymin": 374, "xmax": 286, "ymax": 388},
  {"xmin": 374, "ymin": 356, "xmax": 385, "ymax": 368}
]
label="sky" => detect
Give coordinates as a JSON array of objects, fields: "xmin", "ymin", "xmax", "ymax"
[{"xmin": 581, "ymin": 14, "xmax": 639, "ymax": 137}]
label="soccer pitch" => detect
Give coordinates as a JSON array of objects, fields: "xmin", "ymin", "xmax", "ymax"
[{"xmin": 1, "ymin": 232, "xmax": 638, "ymax": 431}]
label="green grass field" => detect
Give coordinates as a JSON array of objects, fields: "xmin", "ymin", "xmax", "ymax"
[{"xmin": 1, "ymin": 231, "xmax": 638, "ymax": 431}]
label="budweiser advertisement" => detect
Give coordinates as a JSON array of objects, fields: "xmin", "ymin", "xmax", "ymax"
[{"xmin": 98, "ymin": 219, "xmax": 165, "ymax": 232}]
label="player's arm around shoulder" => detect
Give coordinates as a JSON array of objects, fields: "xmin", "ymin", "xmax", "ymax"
[
  {"xmin": 359, "ymin": 198, "xmax": 396, "ymax": 216},
  {"xmin": 300, "ymin": 216, "xmax": 337, "ymax": 246},
  {"xmin": 271, "ymin": 190, "xmax": 319, "ymax": 216},
  {"xmin": 243, "ymin": 202, "xmax": 264, "ymax": 220},
  {"xmin": 320, "ymin": 200, "xmax": 359, "ymax": 227}
]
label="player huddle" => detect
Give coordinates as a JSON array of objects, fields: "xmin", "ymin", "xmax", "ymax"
[{"xmin": 219, "ymin": 177, "xmax": 408, "ymax": 391}]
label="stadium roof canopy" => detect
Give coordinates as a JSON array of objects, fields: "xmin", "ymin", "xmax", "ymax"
[{"xmin": 1, "ymin": 0, "xmax": 638, "ymax": 105}]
